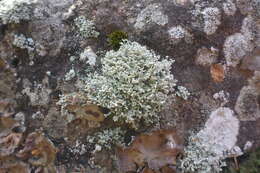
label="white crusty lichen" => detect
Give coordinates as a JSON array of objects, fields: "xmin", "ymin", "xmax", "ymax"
[
  {"xmin": 84, "ymin": 40, "xmax": 177, "ymax": 128},
  {"xmin": 12, "ymin": 34, "xmax": 35, "ymax": 52},
  {"xmin": 87, "ymin": 127, "xmax": 125, "ymax": 151},
  {"xmin": 195, "ymin": 47, "xmax": 218, "ymax": 66},
  {"xmin": 224, "ymin": 15, "xmax": 256, "ymax": 67},
  {"xmin": 202, "ymin": 7, "xmax": 221, "ymax": 35},
  {"xmin": 65, "ymin": 68, "xmax": 76, "ymax": 81},
  {"xmin": 223, "ymin": 0, "xmax": 237, "ymax": 16},
  {"xmin": 176, "ymin": 86, "xmax": 190, "ymax": 100},
  {"xmin": 134, "ymin": 3, "xmax": 168, "ymax": 30},
  {"xmin": 22, "ymin": 78, "xmax": 52, "ymax": 106},
  {"xmin": 13, "ymin": 34, "xmax": 36, "ymax": 65},
  {"xmin": 213, "ymin": 90, "xmax": 230, "ymax": 106},
  {"xmin": 168, "ymin": 25, "xmax": 193, "ymax": 44},
  {"xmin": 79, "ymin": 47, "xmax": 97, "ymax": 66},
  {"xmin": 180, "ymin": 107, "xmax": 239, "ymax": 173},
  {"xmin": 74, "ymin": 15, "xmax": 99, "ymax": 38},
  {"xmin": 0, "ymin": 0, "xmax": 37, "ymax": 24},
  {"xmin": 235, "ymin": 85, "xmax": 260, "ymax": 121},
  {"xmin": 224, "ymin": 33, "xmax": 254, "ymax": 67}
]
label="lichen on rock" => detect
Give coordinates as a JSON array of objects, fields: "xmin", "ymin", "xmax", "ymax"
[
  {"xmin": 134, "ymin": 3, "xmax": 168, "ymax": 31},
  {"xmin": 180, "ymin": 107, "xmax": 240, "ymax": 173},
  {"xmin": 0, "ymin": 0, "xmax": 38, "ymax": 24}
]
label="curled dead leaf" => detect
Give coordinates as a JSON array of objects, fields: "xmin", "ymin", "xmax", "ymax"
[
  {"xmin": 210, "ymin": 64, "xmax": 225, "ymax": 82},
  {"xmin": 0, "ymin": 160, "xmax": 30, "ymax": 173},
  {"xmin": 0, "ymin": 133, "xmax": 22, "ymax": 157},
  {"xmin": 161, "ymin": 166, "xmax": 176, "ymax": 173},
  {"xmin": 0, "ymin": 58, "xmax": 5, "ymax": 69},
  {"xmin": 66, "ymin": 104, "xmax": 105, "ymax": 122},
  {"xmin": 117, "ymin": 129, "xmax": 183, "ymax": 173},
  {"xmin": 142, "ymin": 167, "xmax": 155, "ymax": 173},
  {"xmin": 117, "ymin": 147, "xmax": 145, "ymax": 172},
  {"xmin": 17, "ymin": 132, "xmax": 58, "ymax": 168}
]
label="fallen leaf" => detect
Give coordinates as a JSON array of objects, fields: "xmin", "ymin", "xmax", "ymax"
[
  {"xmin": 0, "ymin": 160, "xmax": 30, "ymax": 173},
  {"xmin": 66, "ymin": 104, "xmax": 105, "ymax": 122},
  {"xmin": 116, "ymin": 147, "xmax": 144, "ymax": 172},
  {"xmin": 117, "ymin": 129, "xmax": 183, "ymax": 172},
  {"xmin": 211, "ymin": 64, "xmax": 225, "ymax": 82},
  {"xmin": 142, "ymin": 167, "xmax": 155, "ymax": 173},
  {"xmin": 17, "ymin": 132, "xmax": 58, "ymax": 167},
  {"xmin": 161, "ymin": 165, "xmax": 176, "ymax": 173},
  {"xmin": 0, "ymin": 133, "xmax": 22, "ymax": 157}
]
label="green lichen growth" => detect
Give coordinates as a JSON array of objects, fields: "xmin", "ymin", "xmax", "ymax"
[
  {"xmin": 0, "ymin": 0, "xmax": 37, "ymax": 24},
  {"xmin": 223, "ymin": 148, "xmax": 260, "ymax": 173},
  {"xmin": 87, "ymin": 127, "xmax": 125, "ymax": 151},
  {"xmin": 108, "ymin": 30, "xmax": 128, "ymax": 50},
  {"xmin": 84, "ymin": 40, "xmax": 177, "ymax": 129},
  {"xmin": 74, "ymin": 16, "xmax": 99, "ymax": 38}
]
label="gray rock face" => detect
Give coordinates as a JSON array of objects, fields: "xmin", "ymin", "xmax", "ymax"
[
  {"xmin": 0, "ymin": 0, "xmax": 260, "ymax": 172},
  {"xmin": 235, "ymin": 86, "xmax": 260, "ymax": 121}
]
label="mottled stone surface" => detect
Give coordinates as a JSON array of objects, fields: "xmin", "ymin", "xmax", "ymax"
[{"xmin": 0, "ymin": 0, "xmax": 259, "ymax": 172}]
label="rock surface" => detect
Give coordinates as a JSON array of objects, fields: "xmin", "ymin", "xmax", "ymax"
[{"xmin": 0, "ymin": 0, "xmax": 259, "ymax": 172}]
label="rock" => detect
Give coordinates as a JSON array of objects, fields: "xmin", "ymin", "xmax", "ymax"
[
  {"xmin": 235, "ymin": 86, "xmax": 260, "ymax": 121},
  {"xmin": 195, "ymin": 47, "xmax": 218, "ymax": 67},
  {"xmin": 134, "ymin": 3, "xmax": 168, "ymax": 31}
]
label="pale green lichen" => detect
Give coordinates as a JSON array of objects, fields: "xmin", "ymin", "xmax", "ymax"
[
  {"xmin": 87, "ymin": 127, "xmax": 125, "ymax": 151},
  {"xmin": 84, "ymin": 40, "xmax": 177, "ymax": 128},
  {"xmin": 12, "ymin": 34, "xmax": 35, "ymax": 64},
  {"xmin": 134, "ymin": 3, "xmax": 168, "ymax": 30},
  {"xmin": 12, "ymin": 34, "xmax": 35, "ymax": 52},
  {"xmin": 176, "ymin": 86, "xmax": 190, "ymax": 100},
  {"xmin": 74, "ymin": 16, "xmax": 99, "ymax": 38},
  {"xmin": 202, "ymin": 7, "xmax": 221, "ymax": 35},
  {"xmin": 0, "ymin": 0, "xmax": 37, "ymax": 24},
  {"xmin": 65, "ymin": 68, "xmax": 76, "ymax": 81},
  {"xmin": 180, "ymin": 107, "xmax": 240, "ymax": 173}
]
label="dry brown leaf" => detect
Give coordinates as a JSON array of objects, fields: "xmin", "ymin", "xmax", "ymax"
[
  {"xmin": 0, "ymin": 58, "xmax": 5, "ymax": 69},
  {"xmin": 0, "ymin": 133, "xmax": 22, "ymax": 157},
  {"xmin": 66, "ymin": 104, "xmax": 105, "ymax": 122},
  {"xmin": 161, "ymin": 166, "xmax": 176, "ymax": 173},
  {"xmin": 0, "ymin": 160, "xmax": 30, "ymax": 173},
  {"xmin": 117, "ymin": 129, "xmax": 183, "ymax": 172},
  {"xmin": 210, "ymin": 64, "xmax": 225, "ymax": 82},
  {"xmin": 17, "ymin": 132, "xmax": 58, "ymax": 167},
  {"xmin": 116, "ymin": 147, "xmax": 145, "ymax": 172},
  {"xmin": 142, "ymin": 167, "xmax": 156, "ymax": 173}
]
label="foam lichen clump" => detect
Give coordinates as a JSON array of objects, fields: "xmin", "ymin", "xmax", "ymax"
[
  {"xmin": 0, "ymin": 0, "xmax": 37, "ymax": 24},
  {"xmin": 83, "ymin": 40, "xmax": 177, "ymax": 128},
  {"xmin": 74, "ymin": 16, "xmax": 99, "ymax": 38},
  {"xmin": 87, "ymin": 127, "xmax": 125, "ymax": 151}
]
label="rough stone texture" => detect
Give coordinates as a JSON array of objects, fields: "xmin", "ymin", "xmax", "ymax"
[{"xmin": 0, "ymin": 0, "xmax": 259, "ymax": 172}]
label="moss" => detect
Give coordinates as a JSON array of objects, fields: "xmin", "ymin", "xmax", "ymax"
[
  {"xmin": 107, "ymin": 30, "xmax": 128, "ymax": 50},
  {"xmin": 223, "ymin": 148, "xmax": 260, "ymax": 173}
]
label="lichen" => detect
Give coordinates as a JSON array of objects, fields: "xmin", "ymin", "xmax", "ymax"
[
  {"xmin": 0, "ymin": 0, "xmax": 37, "ymax": 24},
  {"xmin": 195, "ymin": 47, "xmax": 219, "ymax": 66},
  {"xmin": 235, "ymin": 86, "xmax": 260, "ymax": 121},
  {"xmin": 223, "ymin": 0, "xmax": 237, "ymax": 16},
  {"xmin": 87, "ymin": 127, "xmax": 125, "ymax": 151},
  {"xmin": 180, "ymin": 107, "xmax": 239, "ymax": 173},
  {"xmin": 83, "ymin": 40, "xmax": 177, "ymax": 128},
  {"xmin": 168, "ymin": 25, "xmax": 193, "ymax": 44},
  {"xmin": 134, "ymin": 3, "xmax": 168, "ymax": 30},
  {"xmin": 74, "ymin": 15, "xmax": 99, "ymax": 38},
  {"xmin": 79, "ymin": 47, "xmax": 97, "ymax": 66},
  {"xmin": 12, "ymin": 34, "xmax": 35, "ymax": 52},
  {"xmin": 223, "ymin": 33, "xmax": 254, "ymax": 67},
  {"xmin": 202, "ymin": 7, "xmax": 221, "ymax": 35},
  {"xmin": 65, "ymin": 68, "xmax": 76, "ymax": 81}
]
